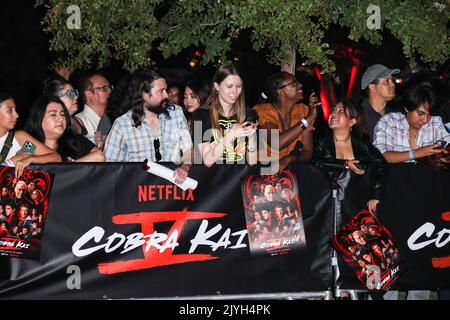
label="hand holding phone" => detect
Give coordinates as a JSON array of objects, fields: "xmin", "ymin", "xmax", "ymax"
[
  {"xmin": 244, "ymin": 110, "xmax": 259, "ymax": 124},
  {"xmin": 433, "ymin": 140, "xmax": 448, "ymax": 150}
]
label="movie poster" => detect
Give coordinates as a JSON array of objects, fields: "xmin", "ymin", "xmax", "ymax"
[
  {"xmin": 0, "ymin": 166, "xmax": 54, "ymax": 259},
  {"xmin": 332, "ymin": 210, "xmax": 407, "ymax": 294},
  {"xmin": 241, "ymin": 170, "xmax": 307, "ymax": 256}
]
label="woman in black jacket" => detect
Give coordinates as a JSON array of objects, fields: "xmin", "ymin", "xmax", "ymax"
[{"xmin": 313, "ymin": 99, "xmax": 386, "ymax": 214}]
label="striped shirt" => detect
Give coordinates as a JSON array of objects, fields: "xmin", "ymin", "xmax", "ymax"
[
  {"xmin": 104, "ymin": 105, "xmax": 192, "ymax": 163},
  {"xmin": 373, "ymin": 112, "xmax": 450, "ymax": 160}
]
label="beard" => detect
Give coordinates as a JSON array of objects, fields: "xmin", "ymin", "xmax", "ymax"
[{"xmin": 145, "ymin": 98, "xmax": 173, "ymax": 116}]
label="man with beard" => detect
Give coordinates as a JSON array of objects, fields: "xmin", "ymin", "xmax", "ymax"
[{"xmin": 104, "ymin": 69, "xmax": 193, "ymax": 183}]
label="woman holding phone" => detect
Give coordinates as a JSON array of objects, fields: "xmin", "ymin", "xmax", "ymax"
[
  {"xmin": 0, "ymin": 93, "xmax": 61, "ymax": 177},
  {"xmin": 193, "ymin": 64, "xmax": 258, "ymax": 166}
]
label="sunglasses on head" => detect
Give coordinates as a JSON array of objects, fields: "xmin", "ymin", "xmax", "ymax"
[
  {"xmin": 59, "ymin": 89, "xmax": 79, "ymax": 100},
  {"xmin": 153, "ymin": 138, "xmax": 162, "ymax": 162}
]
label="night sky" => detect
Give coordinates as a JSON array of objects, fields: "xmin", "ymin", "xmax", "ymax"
[{"xmin": 0, "ymin": 0, "xmax": 50, "ymax": 127}]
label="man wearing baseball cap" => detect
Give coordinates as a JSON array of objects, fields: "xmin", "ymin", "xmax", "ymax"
[{"xmin": 361, "ymin": 64, "xmax": 400, "ymax": 141}]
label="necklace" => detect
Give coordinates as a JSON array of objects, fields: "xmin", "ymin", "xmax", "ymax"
[
  {"xmin": 334, "ymin": 134, "xmax": 351, "ymax": 142},
  {"xmin": 272, "ymin": 103, "xmax": 290, "ymax": 130}
]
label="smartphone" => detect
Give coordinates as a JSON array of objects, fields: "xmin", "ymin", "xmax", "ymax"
[
  {"xmin": 433, "ymin": 140, "xmax": 448, "ymax": 150},
  {"xmin": 244, "ymin": 110, "xmax": 259, "ymax": 125},
  {"xmin": 20, "ymin": 140, "xmax": 36, "ymax": 154}
]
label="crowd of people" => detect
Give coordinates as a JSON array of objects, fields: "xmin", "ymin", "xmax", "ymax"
[
  {"xmin": 0, "ymin": 62, "xmax": 448, "ymax": 223},
  {"xmin": 0, "ymin": 61, "xmax": 449, "ymax": 298},
  {"xmin": 0, "ymin": 63, "xmax": 448, "ymax": 179},
  {"xmin": 0, "ymin": 61, "xmax": 448, "ymax": 223}
]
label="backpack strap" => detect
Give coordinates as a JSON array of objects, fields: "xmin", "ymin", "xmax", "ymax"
[{"xmin": 0, "ymin": 130, "xmax": 15, "ymax": 163}]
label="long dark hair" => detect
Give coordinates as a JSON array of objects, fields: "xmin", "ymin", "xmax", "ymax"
[
  {"xmin": 25, "ymin": 96, "xmax": 82, "ymax": 159},
  {"xmin": 332, "ymin": 99, "xmax": 369, "ymax": 140},
  {"xmin": 126, "ymin": 68, "xmax": 169, "ymax": 128},
  {"xmin": 183, "ymin": 79, "xmax": 211, "ymax": 131},
  {"xmin": 107, "ymin": 74, "xmax": 131, "ymax": 123},
  {"xmin": 185, "ymin": 79, "xmax": 211, "ymax": 107}
]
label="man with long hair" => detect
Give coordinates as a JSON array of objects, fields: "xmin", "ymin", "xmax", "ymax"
[{"xmin": 104, "ymin": 68, "xmax": 193, "ymax": 183}]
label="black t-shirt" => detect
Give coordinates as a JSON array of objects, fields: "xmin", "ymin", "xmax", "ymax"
[
  {"xmin": 192, "ymin": 108, "xmax": 247, "ymax": 163},
  {"xmin": 58, "ymin": 133, "xmax": 96, "ymax": 161}
]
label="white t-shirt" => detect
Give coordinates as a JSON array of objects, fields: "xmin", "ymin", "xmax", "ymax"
[
  {"xmin": 0, "ymin": 131, "xmax": 21, "ymax": 160},
  {"xmin": 75, "ymin": 104, "xmax": 101, "ymax": 137}
]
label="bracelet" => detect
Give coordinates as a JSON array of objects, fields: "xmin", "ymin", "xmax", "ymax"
[
  {"xmin": 5, "ymin": 158, "xmax": 14, "ymax": 167},
  {"xmin": 408, "ymin": 149, "xmax": 415, "ymax": 160},
  {"xmin": 299, "ymin": 118, "xmax": 309, "ymax": 129}
]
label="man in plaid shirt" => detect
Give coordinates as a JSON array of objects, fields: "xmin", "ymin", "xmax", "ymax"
[
  {"xmin": 104, "ymin": 69, "xmax": 193, "ymax": 184},
  {"xmin": 374, "ymin": 85, "xmax": 449, "ymax": 163}
]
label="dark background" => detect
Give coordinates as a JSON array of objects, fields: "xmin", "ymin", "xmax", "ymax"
[{"xmin": 0, "ymin": 0, "xmax": 448, "ymax": 129}]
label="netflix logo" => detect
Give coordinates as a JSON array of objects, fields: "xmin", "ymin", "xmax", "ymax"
[{"xmin": 138, "ymin": 184, "xmax": 195, "ymax": 202}]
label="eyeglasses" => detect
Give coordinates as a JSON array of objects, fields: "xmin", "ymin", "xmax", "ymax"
[
  {"xmin": 90, "ymin": 85, "xmax": 114, "ymax": 92},
  {"xmin": 278, "ymin": 79, "xmax": 300, "ymax": 89},
  {"xmin": 153, "ymin": 138, "xmax": 162, "ymax": 162},
  {"xmin": 59, "ymin": 89, "xmax": 79, "ymax": 100}
]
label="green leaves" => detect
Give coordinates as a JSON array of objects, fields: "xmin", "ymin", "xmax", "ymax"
[
  {"xmin": 37, "ymin": 0, "xmax": 450, "ymax": 73},
  {"xmin": 37, "ymin": 0, "xmax": 161, "ymax": 71}
]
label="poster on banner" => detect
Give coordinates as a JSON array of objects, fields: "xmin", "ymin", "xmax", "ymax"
[
  {"xmin": 0, "ymin": 166, "xmax": 54, "ymax": 259},
  {"xmin": 332, "ymin": 210, "xmax": 407, "ymax": 294},
  {"xmin": 241, "ymin": 170, "xmax": 307, "ymax": 256}
]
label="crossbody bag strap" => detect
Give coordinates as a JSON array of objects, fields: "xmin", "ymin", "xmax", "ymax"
[{"xmin": 0, "ymin": 130, "xmax": 15, "ymax": 163}]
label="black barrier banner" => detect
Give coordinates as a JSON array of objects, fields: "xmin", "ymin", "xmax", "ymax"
[
  {"xmin": 333, "ymin": 163, "xmax": 450, "ymax": 291},
  {"xmin": 0, "ymin": 162, "xmax": 448, "ymax": 299},
  {"xmin": 378, "ymin": 163, "xmax": 450, "ymax": 290},
  {"xmin": 0, "ymin": 163, "xmax": 332, "ymax": 299}
]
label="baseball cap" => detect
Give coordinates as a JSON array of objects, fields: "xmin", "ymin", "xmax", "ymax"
[{"xmin": 361, "ymin": 64, "xmax": 400, "ymax": 89}]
